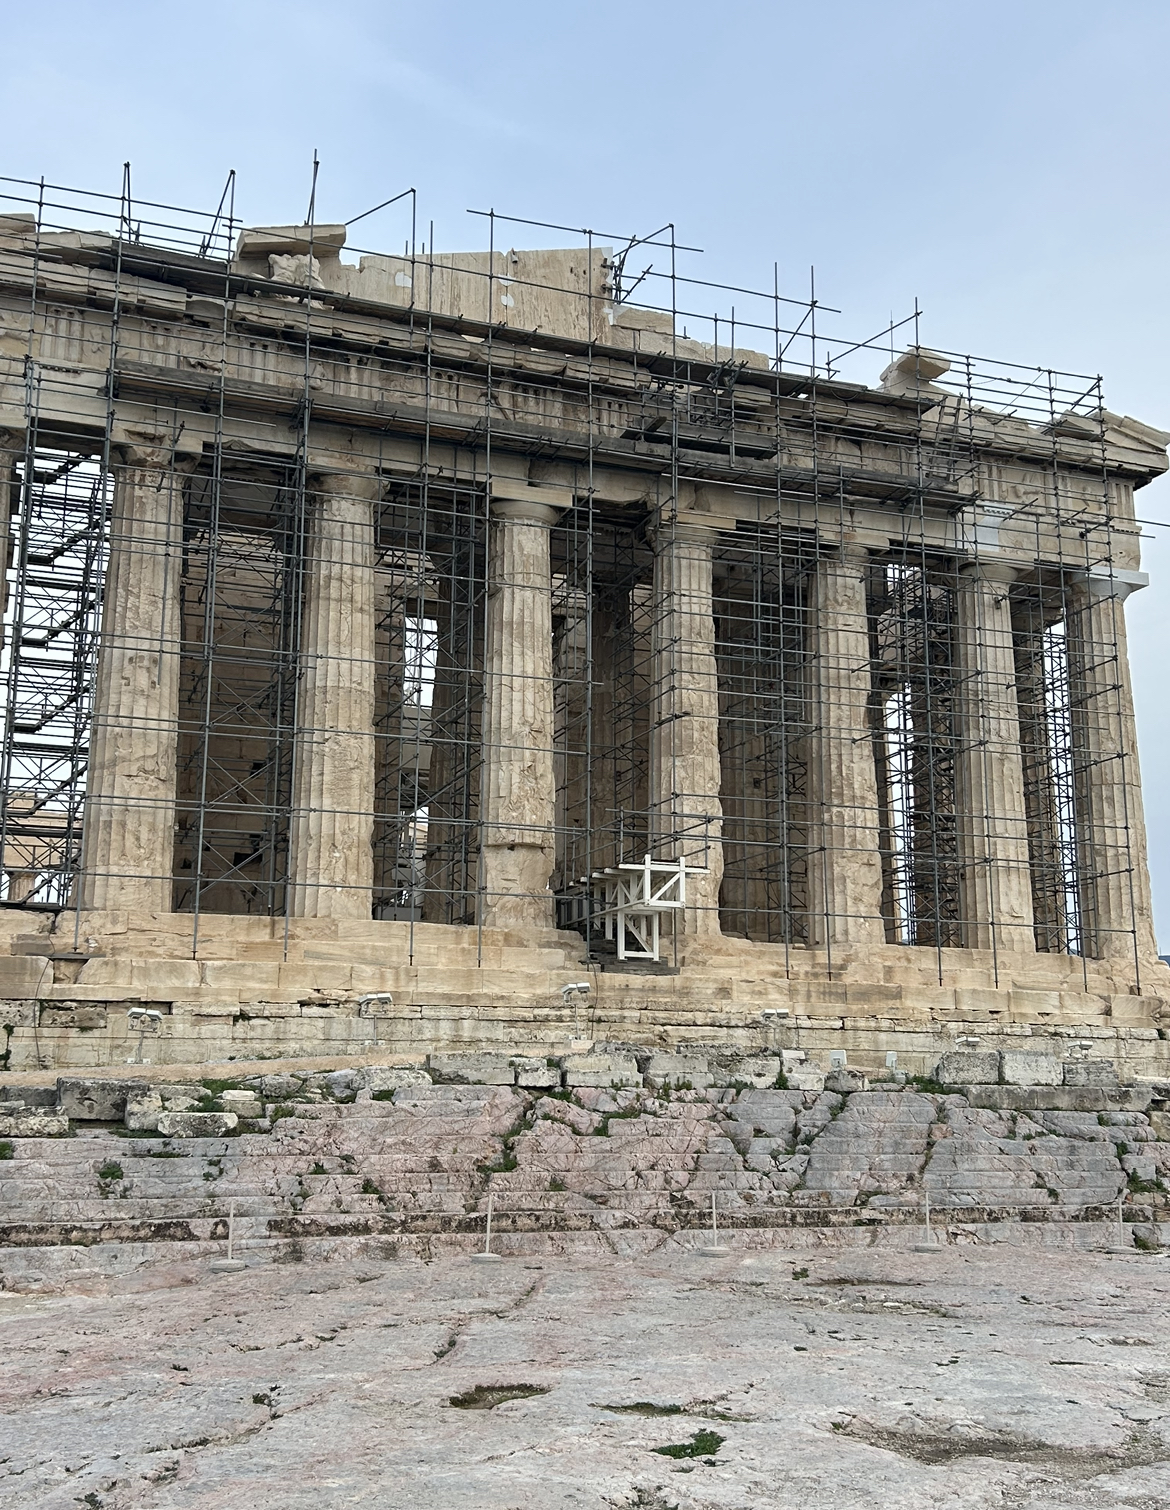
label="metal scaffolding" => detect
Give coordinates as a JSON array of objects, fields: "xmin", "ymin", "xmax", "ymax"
[{"xmin": 0, "ymin": 169, "xmax": 1154, "ymax": 986}]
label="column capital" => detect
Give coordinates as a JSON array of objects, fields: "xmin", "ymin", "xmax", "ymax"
[
  {"xmin": 309, "ymin": 466, "xmax": 383, "ymax": 500},
  {"xmin": 113, "ymin": 442, "xmax": 201, "ymax": 473},
  {"xmin": 489, "ymin": 490, "xmax": 570, "ymax": 528},
  {"xmin": 1077, "ymin": 566, "xmax": 1149, "ymax": 604},
  {"xmin": 960, "ymin": 557, "xmax": 1023, "ymax": 587},
  {"xmin": 818, "ymin": 539, "xmax": 873, "ymax": 567},
  {"xmin": 109, "ymin": 422, "xmax": 202, "ymax": 472},
  {"xmin": 648, "ymin": 514, "xmax": 723, "ymax": 553}
]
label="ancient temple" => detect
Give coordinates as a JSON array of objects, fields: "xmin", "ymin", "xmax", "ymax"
[{"xmin": 0, "ymin": 193, "xmax": 1167, "ymax": 1077}]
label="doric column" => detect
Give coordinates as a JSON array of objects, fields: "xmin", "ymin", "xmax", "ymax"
[
  {"xmin": 1, "ymin": 429, "xmax": 28, "ymax": 898},
  {"xmin": 1012, "ymin": 602, "xmax": 1069, "ymax": 954},
  {"xmin": 552, "ymin": 593, "xmax": 590, "ymax": 892},
  {"xmin": 649, "ymin": 521, "xmax": 723, "ymax": 937},
  {"xmin": 80, "ymin": 443, "xmax": 196, "ymax": 913},
  {"xmin": 717, "ymin": 586, "xmax": 782, "ymax": 940},
  {"xmin": 288, "ymin": 469, "xmax": 379, "ymax": 919},
  {"xmin": 955, "ymin": 560, "xmax": 1035, "ymax": 953},
  {"xmin": 1068, "ymin": 569, "xmax": 1157, "ymax": 964},
  {"xmin": 479, "ymin": 488, "xmax": 569, "ymax": 930},
  {"xmin": 372, "ymin": 566, "xmax": 415, "ymax": 915},
  {"xmin": 805, "ymin": 545, "xmax": 885, "ymax": 949},
  {"xmin": 585, "ymin": 590, "xmax": 623, "ymax": 876},
  {"xmin": 0, "ymin": 429, "xmax": 22, "ymax": 640}
]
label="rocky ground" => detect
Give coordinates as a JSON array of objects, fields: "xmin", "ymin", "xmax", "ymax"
[{"xmin": 1, "ymin": 1239, "xmax": 1169, "ymax": 1509}]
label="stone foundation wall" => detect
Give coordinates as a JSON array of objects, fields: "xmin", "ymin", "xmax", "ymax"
[{"xmin": 3, "ymin": 1048, "xmax": 1168, "ymax": 1264}]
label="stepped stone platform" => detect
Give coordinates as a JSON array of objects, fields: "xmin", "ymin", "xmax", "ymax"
[
  {"xmin": 4, "ymin": 913, "xmax": 1170, "ymax": 1082},
  {"xmin": 2, "ymin": 1046, "xmax": 1169, "ymax": 1266}
]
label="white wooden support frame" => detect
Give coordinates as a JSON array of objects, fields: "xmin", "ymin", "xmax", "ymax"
[{"xmin": 588, "ymin": 853, "xmax": 708, "ymax": 961}]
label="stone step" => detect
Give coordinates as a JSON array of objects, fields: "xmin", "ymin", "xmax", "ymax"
[{"xmin": 1, "ymin": 1080, "xmax": 1164, "ymax": 1239}]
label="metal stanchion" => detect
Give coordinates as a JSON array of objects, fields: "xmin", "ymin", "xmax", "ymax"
[
  {"xmin": 912, "ymin": 1191, "xmax": 942, "ymax": 1253},
  {"xmin": 210, "ymin": 1199, "xmax": 247, "ymax": 1274},
  {"xmin": 697, "ymin": 1192, "xmax": 730, "ymax": 1257},
  {"xmin": 1104, "ymin": 1194, "xmax": 1132, "ymax": 1253},
  {"xmin": 471, "ymin": 1192, "xmax": 504, "ymax": 1264}
]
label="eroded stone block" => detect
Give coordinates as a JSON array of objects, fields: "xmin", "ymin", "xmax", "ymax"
[
  {"xmin": 220, "ymin": 1090, "xmax": 263, "ymax": 1117},
  {"xmin": 155, "ymin": 1111, "xmax": 238, "ymax": 1138},
  {"xmin": 510, "ymin": 1056, "xmax": 560, "ymax": 1089},
  {"xmin": 720, "ymin": 1055, "xmax": 782, "ymax": 1088},
  {"xmin": 643, "ymin": 1053, "xmax": 714, "ymax": 1090},
  {"xmin": 1063, "ymin": 1060, "xmax": 1119, "ymax": 1087},
  {"xmin": 0, "ymin": 1110, "xmax": 69, "ymax": 1137},
  {"xmin": 825, "ymin": 1068, "xmax": 869, "ymax": 1095},
  {"xmin": 353, "ymin": 1066, "xmax": 432, "ymax": 1093},
  {"xmin": 428, "ymin": 1052, "xmax": 515, "ymax": 1086},
  {"xmin": 935, "ymin": 1051, "xmax": 1000, "ymax": 1086},
  {"xmin": 58, "ymin": 1078, "xmax": 148, "ymax": 1121},
  {"xmin": 124, "ymin": 1088, "xmax": 163, "ymax": 1131},
  {"xmin": 1001, "ymin": 1050, "xmax": 1062, "ymax": 1087},
  {"xmin": 562, "ymin": 1052, "xmax": 641, "ymax": 1089}
]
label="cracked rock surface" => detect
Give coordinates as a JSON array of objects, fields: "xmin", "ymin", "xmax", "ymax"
[
  {"xmin": 1, "ymin": 1244, "xmax": 1169, "ymax": 1507},
  {"xmin": 3, "ymin": 1083, "xmax": 1164, "ymax": 1239}
]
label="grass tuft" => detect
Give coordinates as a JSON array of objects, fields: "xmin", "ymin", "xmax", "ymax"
[{"xmin": 652, "ymin": 1428, "xmax": 725, "ymax": 1459}]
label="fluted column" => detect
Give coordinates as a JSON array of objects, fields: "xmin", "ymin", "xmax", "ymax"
[
  {"xmin": 649, "ymin": 521, "xmax": 723, "ymax": 937},
  {"xmin": 805, "ymin": 545, "xmax": 885, "ymax": 949},
  {"xmin": 552, "ymin": 596, "xmax": 590, "ymax": 892},
  {"xmin": 0, "ymin": 429, "xmax": 22, "ymax": 641},
  {"xmin": 586, "ymin": 591, "xmax": 622, "ymax": 875},
  {"xmin": 1069, "ymin": 570, "xmax": 1157, "ymax": 964},
  {"xmin": 80, "ymin": 444, "xmax": 196, "ymax": 912},
  {"xmin": 288, "ymin": 469, "xmax": 379, "ymax": 919},
  {"xmin": 2, "ymin": 429, "xmax": 28, "ymax": 898},
  {"xmin": 479, "ymin": 491, "xmax": 569, "ymax": 930},
  {"xmin": 955, "ymin": 560, "xmax": 1035, "ymax": 953}
]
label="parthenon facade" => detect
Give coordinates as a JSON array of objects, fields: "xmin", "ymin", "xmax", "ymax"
[{"xmin": 0, "ymin": 181, "xmax": 1167, "ymax": 1075}]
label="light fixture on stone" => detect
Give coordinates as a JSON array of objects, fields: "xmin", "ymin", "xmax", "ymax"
[
  {"xmin": 126, "ymin": 1006, "xmax": 162, "ymax": 1065},
  {"xmin": 561, "ymin": 981, "xmax": 591, "ymax": 1037},
  {"xmin": 956, "ymin": 1035, "xmax": 981, "ymax": 1050},
  {"xmin": 1069, "ymin": 1039, "xmax": 1095, "ymax": 1060},
  {"xmin": 829, "ymin": 1050, "xmax": 847, "ymax": 1069},
  {"xmin": 357, "ymin": 992, "xmax": 394, "ymax": 1047}
]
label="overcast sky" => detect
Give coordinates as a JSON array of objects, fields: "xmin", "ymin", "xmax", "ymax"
[{"xmin": 5, "ymin": 0, "xmax": 1170, "ymax": 940}]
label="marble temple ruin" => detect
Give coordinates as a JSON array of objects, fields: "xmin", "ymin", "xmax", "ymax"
[{"xmin": 0, "ymin": 178, "xmax": 1168, "ymax": 1082}]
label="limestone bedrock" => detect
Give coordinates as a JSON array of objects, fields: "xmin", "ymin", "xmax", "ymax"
[{"xmin": 1, "ymin": 1245, "xmax": 1169, "ymax": 1508}]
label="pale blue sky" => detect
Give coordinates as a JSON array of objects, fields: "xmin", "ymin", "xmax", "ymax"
[{"xmin": 7, "ymin": 0, "xmax": 1170, "ymax": 937}]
